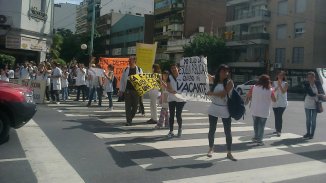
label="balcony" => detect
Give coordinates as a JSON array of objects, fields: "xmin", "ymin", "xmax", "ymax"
[
  {"xmin": 226, "ymin": 0, "xmax": 249, "ymax": 6},
  {"xmin": 226, "ymin": 10, "xmax": 270, "ymax": 26},
  {"xmin": 226, "ymin": 33, "xmax": 270, "ymax": 46},
  {"xmin": 154, "ymin": 33, "xmax": 169, "ymax": 41},
  {"xmin": 157, "ymin": 45, "xmax": 167, "ymax": 53},
  {"xmin": 166, "ymin": 39, "xmax": 191, "ymax": 53},
  {"xmin": 154, "ymin": 18, "xmax": 170, "ymax": 28}
]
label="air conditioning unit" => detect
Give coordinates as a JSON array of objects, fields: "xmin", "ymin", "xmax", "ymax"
[{"xmin": 274, "ymin": 63, "xmax": 282, "ymax": 68}]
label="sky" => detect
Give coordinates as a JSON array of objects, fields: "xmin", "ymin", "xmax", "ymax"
[{"xmin": 54, "ymin": 0, "xmax": 83, "ymax": 4}]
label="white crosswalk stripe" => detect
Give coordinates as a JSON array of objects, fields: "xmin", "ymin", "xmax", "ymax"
[{"xmin": 46, "ymin": 97, "xmax": 326, "ymax": 182}]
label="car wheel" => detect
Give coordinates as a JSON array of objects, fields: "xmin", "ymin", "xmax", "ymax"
[
  {"xmin": 0, "ymin": 111, "xmax": 10, "ymax": 145},
  {"xmin": 237, "ymin": 88, "xmax": 243, "ymax": 95}
]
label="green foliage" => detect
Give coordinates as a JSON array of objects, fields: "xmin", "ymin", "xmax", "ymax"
[
  {"xmin": 183, "ymin": 33, "xmax": 232, "ymax": 73},
  {"xmin": 157, "ymin": 59, "xmax": 175, "ymax": 73},
  {"xmin": 51, "ymin": 33, "xmax": 64, "ymax": 59},
  {"xmin": 0, "ymin": 53, "xmax": 16, "ymax": 67},
  {"xmin": 54, "ymin": 58, "xmax": 66, "ymax": 66}
]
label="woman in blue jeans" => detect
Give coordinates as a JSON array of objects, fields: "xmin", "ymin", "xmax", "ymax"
[
  {"xmin": 246, "ymin": 75, "xmax": 276, "ymax": 146},
  {"xmin": 303, "ymin": 72, "xmax": 325, "ymax": 139},
  {"xmin": 206, "ymin": 64, "xmax": 236, "ymax": 161}
]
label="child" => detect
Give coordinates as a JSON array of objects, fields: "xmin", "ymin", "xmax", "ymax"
[{"xmin": 154, "ymin": 70, "xmax": 169, "ymax": 129}]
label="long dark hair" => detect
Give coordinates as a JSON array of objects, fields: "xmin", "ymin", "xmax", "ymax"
[
  {"xmin": 211, "ymin": 64, "xmax": 230, "ymax": 91},
  {"xmin": 275, "ymin": 70, "xmax": 286, "ymax": 81},
  {"xmin": 152, "ymin": 64, "xmax": 161, "ymax": 73},
  {"xmin": 256, "ymin": 74, "xmax": 272, "ymax": 90}
]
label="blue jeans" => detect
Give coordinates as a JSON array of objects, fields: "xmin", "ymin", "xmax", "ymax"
[
  {"xmin": 305, "ymin": 109, "xmax": 317, "ymax": 137},
  {"xmin": 253, "ymin": 116, "xmax": 267, "ymax": 142},
  {"xmin": 107, "ymin": 92, "xmax": 113, "ymax": 108},
  {"xmin": 61, "ymin": 87, "xmax": 68, "ymax": 101}
]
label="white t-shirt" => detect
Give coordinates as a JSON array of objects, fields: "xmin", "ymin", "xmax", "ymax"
[
  {"xmin": 272, "ymin": 81, "xmax": 288, "ymax": 108},
  {"xmin": 251, "ymin": 85, "xmax": 273, "ymax": 118},
  {"xmin": 61, "ymin": 71, "xmax": 69, "ymax": 88},
  {"xmin": 8, "ymin": 70, "xmax": 14, "ymax": 79},
  {"xmin": 208, "ymin": 84, "xmax": 230, "ymax": 118},
  {"xmin": 20, "ymin": 67, "xmax": 31, "ymax": 80},
  {"xmin": 167, "ymin": 75, "xmax": 186, "ymax": 102},
  {"xmin": 104, "ymin": 71, "xmax": 114, "ymax": 92},
  {"xmin": 304, "ymin": 84, "xmax": 318, "ymax": 109},
  {"xmin": 0, "ymin": 74, "xmax": 9, "ymax": 82},
  {"xmin": 76, "ymin": 68, "xmax": 86, "ymax": 86}
]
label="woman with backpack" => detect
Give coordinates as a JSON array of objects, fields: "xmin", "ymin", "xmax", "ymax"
[
  {"xmin": 206, "ymin": 64, "xmax": 236, "ymax": 161},
  {"xmin": 272, "ymin": 71, "xmax": 288, "ymax": 137},
  {"xmin": 246, "ymin": 75, "xmax": 276, "ymax": 146}
]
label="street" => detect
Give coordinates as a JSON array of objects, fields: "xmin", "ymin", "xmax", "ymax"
[{"xmin": 1, "ymin": 97, "xmax": 326, "ymax": 183}]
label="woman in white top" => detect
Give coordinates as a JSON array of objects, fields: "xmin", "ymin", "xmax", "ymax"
[
  {"xmin": 247, "ymin": 75, "xmax": 276, "ymax": 146},
  {"xmin": 75, "ymin": 63, "xmax": 87, "ymax": 101},
  {"xmin": 303, "ymin": 72, "xmax": 325, "ymax": 139},
  {"xmin": 61, "ymin": 66, "xmax": 69, "ymax": 101},
  {"xmin": 104, "ymin": 64, "xmax": 114, "ymax": 111},
  {"xmin": 166, "ymin": 64, "xmax": 186, "ymax": 138},
  {"xmin": 206, "ymin": 64, "xmax": 236, "ymax": 160},
  {"xmin": 0, "ymin": 68, "xmax": 9, "ymax": 82},
  {"xmin": 272, "ymin": 71, "xmax": 288, "ymax": 137}
]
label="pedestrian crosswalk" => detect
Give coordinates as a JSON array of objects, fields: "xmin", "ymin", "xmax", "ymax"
[{"xmin": 47, "ymin": 97, "xmax": 326, "ymax": 183}]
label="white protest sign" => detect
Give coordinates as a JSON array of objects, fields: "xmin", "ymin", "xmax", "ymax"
[
  {"xmin": 316, "ymin": 68, "xmax": 326, "ymax": 94},
  {"xmin": 30, "ymin": 80, "xmax": 46, "ymax": 104},
  {"xmin": 176, "ymin": 56, "xmax": 210, "ymax": 102}
]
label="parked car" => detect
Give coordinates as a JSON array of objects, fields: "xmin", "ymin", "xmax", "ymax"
[
  {"xmin": 0, "ymin": 81, "xmax": 37, "ymax": 144},
  {"xmin": 235, "ymin": 80, "xmax": 257, "ymax": 95}
]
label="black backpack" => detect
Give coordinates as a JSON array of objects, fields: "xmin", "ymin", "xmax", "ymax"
[{"xmin": 223, "ymin": 79, "xmax": 246, "ymax": 120}]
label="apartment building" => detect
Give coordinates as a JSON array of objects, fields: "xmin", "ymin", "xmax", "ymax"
[
  {"xmin": 54, "ymin": 3, "xmax": 77, "ymax": 33},
  {"xmin": 0, "ymin": 0, "xmax": 53, "ymax": 62},
  {"xmin": 76, "ymin": 0, "xmax": 88, "ymax": 34},
  {"xmin": 154, "ymin": 0, "xmax": 226, "ymax": 62},
  {"xmin": 226, "ymin": 0, "xmax": 326, "ymax": 86}
]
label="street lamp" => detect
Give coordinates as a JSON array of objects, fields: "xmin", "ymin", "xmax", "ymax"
[{"xmin": 81, "ymin": 44, "xmax": 87, "ymax": 50}]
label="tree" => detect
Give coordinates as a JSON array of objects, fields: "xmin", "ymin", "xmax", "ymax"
[
  {"xmin": 0, "ymin": 54, "xmax": 15, "ymax": 68},
  {"xmin": 183, "ymin": 33, "xmax": 232, "ymax": 73},
  {"xmin": 50, "ymin": 33, "xmax": 63, "ymax": 59}
]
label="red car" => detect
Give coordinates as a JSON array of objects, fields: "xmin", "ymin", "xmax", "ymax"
[{"xmin": 0, "ymin": 81, "xmax": 37, "ymax": 144}]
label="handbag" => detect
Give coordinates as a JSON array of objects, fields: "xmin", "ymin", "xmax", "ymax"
[{"xmin": 316, "ymin": 101, "xmax": 323, "ymax": 113}]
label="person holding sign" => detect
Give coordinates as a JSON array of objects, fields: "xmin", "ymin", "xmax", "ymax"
[
  {"xmin": 119, "ymin": 56, "xmax": 143, "ymax": 126},
  {"xmin": 146, "ymin": 64, "xmax": 161, "ymax": 124},
  {"xmin": 303, "ymin": 72, "xmax": 325, "ymax": 139},
  {"xmin": 206, "ymin": 64, "xmax": 236, "ymax": 161},
  {"xmin": 166, "ymin": 64, "xmax": 186, "ymax": 138}
]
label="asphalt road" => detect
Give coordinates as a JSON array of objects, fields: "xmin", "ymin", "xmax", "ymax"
[{"xmin": 1, "ymin": 97, "xmax": 326, "ymax": 183}]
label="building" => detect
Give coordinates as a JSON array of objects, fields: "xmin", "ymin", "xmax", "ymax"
[
  {"xmin": 75, "ymin": 0, "xmax": 88, "ymax": 34},
  {"xmin": 54, "ymin": 3, "xmax": 77, "ymax": 33},
  {"xmin": 269, "ymin": 0, "xmax": 326, "ymax": 89},
  {"xmin": 225, "ymin": 0, "xmax": 270, "ymax": 83},
  {"xmin": 100, "ymin": 0, "xmax": 153, "ymax": 17},
  {"xmin": 0, "ymin": 0, "xmax": 53, "ymax": 63},
  {"xmin": 225, "ymin": 0, "xmax": 326, "ymax": 87},
  {"xmin": 153, "ymin": 0, "xmax": 226, "ymax": 62}
]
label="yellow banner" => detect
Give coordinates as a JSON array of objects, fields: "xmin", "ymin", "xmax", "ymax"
[
  {"xmin": 136, "ymin": 42, "xmax": 157, "ymax": 73},
  {"xmin": 130, "ymin": 73, "xmax": 161, "ymax": 96}
]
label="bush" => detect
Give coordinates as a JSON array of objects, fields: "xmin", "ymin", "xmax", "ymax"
[
  {"xmin": 54, "ymin": 58, "xmax": 66, "ymax": 66},
  {"xmin": 0, "ymin": 54, "xmax": 16, "ymax": 67}
]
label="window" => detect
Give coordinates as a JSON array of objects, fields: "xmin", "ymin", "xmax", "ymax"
[
  {"xmin": 292, "ymin": 47, "xmax": 304, "ymax": 63},
  {"xmin": 294, "ymin": 22, "xmax": 305, "ymax": 38},
  {"xmin": 276, "ymin": 24, "xmax": 287, "ymax": 40},
  {"xmin": 278, "ymin": 0, "xmax": 288, "ymax": 16},
  {"xmin": 275, "ymin": 48, "xmax": 286, "ymax": 63},
  {"xmin": 295, "ymin": 0, "xmax": 306, "ymax": 13}
]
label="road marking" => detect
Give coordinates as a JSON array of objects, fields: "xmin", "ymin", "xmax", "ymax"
[
  {"xmin": 94, "ymin": 126, "xmax": 267, "ymax": 139},
  {"xmin": 163, "ymin": 161, "xmax": 326, "ymax": 183},
  {"xmin": 16, "ymin": 120, "xmax": 85, "ymax": 183},
  {"xmin": 0, "ymin": 158, "xmax": 27, "ymax": 163},
  {"xmin": 100, "ymin": 116, "xmax": 207, "ymax": 123},
  {"xmin": 110, "ymin": 133, "xmax": 301, "ymax": 149},
  {"xmin": 109, "ymin": 122, "xmax": 245, "ymax": 129}
]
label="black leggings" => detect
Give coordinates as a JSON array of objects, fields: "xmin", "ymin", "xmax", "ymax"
[
  {"xmin": 208, "ymin": 115, "xmax": 232, "ymax": 151},
  {"xmin": 273, "ymin": 107, "xmax": 286, "ymax": 133},
  {"xmin": 169, "ymin": 101, "xmax": 186, "ymax": 131}
]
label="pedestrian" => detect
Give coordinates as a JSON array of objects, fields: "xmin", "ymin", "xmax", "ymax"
[
  {"xmin": 75, "ymin": 63, "xmax": 87, "ymax": 102},
  {"xmin": 50, "ymin": 62, "xmax": 62, "ymax": 104},
  {"xmin": 272, "ymin": 70, "xmax": 288, "ymax": 137},
  {"xmin": 303, "ymin": 72, "xmax": 325, "ymax": 139},
  {"xmin": 87, "ymin": 64, "xmax": 104, "ymax": 107},
  {"xmin": 206, "ymin": 64, "xmax": 236, "ymax": 160},
  {"xmin": 104, "ymin": 64, "xmax": 114, "ymax": 111},
  {"xmin": 146, "ymin": 64, "xmax": 161, "ymax": 124},
  {"xmin": 20, "ymin": 61, "xmax": 32, "ymax": 80},
  {"xmin": 119, "ymin": 56, "xmax": 143, "ymax": 126},
  {"xmin": 154, "ymin": 70, "xmax": 169, "ymax": 129},
  {"xmin": 0, "ymin": 68, "xmax": 9, "ymax": 82},
  {"xmin": 61, "ymin": 66, "xmax": 69, "ymax": 102},
  {"xmin": 246, "ymin": 74, "xmax": 276, "ymax": 146},
  {"xmin": 138, "ymin": 97, "xmax": 145, "ymax": 116},
  {"xmin": 166, "ymin": 64, "xmax": 186, "ymax": 138}
]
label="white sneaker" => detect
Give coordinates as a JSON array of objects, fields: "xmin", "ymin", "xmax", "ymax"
[
  {"xmin": 56, "ymin": 102, "xmax": 60, "ymax": 105},
  {"xmin": 108, "ymin": 107, "xmax": 113, "ymax": 111}
]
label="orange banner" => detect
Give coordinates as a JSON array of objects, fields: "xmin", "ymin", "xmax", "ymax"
[{"xmin": 99, "ymin": 57, "xmax": 129, "ymax": 88}]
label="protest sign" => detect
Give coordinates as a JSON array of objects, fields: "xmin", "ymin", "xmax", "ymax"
[
  {"xmin": 130, "ymin": 73, "xmax": 161, "ymax": 96},
  {"xmin": 136, "ymin": 43, "xmax": 157, "ymax": 73},
  {"xmin": 317, "ymin": 68, "xmax": 326, "ymax": 94},
  {"xmin": 176, "ymin": 56, "xmax": 210, "ymax": 102},
  {"xmin": 99, "ymin": 57, "xmax": 129, "ymax": 88},
  {"xmin": 30, "ymin": 80, "xmax": 46, "ymax": 104}
]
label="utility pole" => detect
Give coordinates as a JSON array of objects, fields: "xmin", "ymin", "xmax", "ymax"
[{"xmin": 89, "ymin": 0, "xmax": 96, "ymax": 65}]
